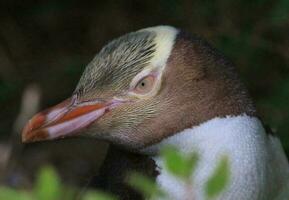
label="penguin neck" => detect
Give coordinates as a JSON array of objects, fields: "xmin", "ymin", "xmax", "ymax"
[
  {"xmin": 142, "ymin": 114, "xmax": 269, "ymax": 199},
  {"xmin": 143, "ymin": 114, "xmax": 265, "ymax": 155}
]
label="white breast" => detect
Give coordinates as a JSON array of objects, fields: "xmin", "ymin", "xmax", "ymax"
[{"xmin": 143, "ymin": 115, "xmax": 289, "ymax": 200}]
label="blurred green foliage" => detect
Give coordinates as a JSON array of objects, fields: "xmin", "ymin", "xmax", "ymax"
[
  {"xmin": 127, "ymin": 172, "xmax": 165, "ymax": 199},
  {"xmin": 0, "ymin": 146, "xmax": 231, "ymax": 200},
  {"xmin": 34, "ymin": 166, "xmax": 62, "ymax": 200},
  {"xmin": 0, "ymin": 166, "xmax": 117, "ymax": 200},
  {"xmin": 128, "ymin": 146, "xmax": 230, "ymax": 199},
  {"xmin": 83, "ymin": 191, "xmax": 117, "ymax": 200},
  {"xmin": 161, "ymin": 146, "xmax": 198, "ymax": 180},
  {"xmin": 205, "ymin": 156, "xmax": 230, "ymax": 199},
  {"xmin": 0, "ymin": 187, "xmax": 31, "ymax": 200}
]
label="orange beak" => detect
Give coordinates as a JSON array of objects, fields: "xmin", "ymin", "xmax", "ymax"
[{"xmin": 22, "ymin": 96, "xmax": 118, "ymax": 143}]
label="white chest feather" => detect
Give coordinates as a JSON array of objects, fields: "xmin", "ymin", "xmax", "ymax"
[{"xmin": 143, "ymin": 115, "xmax": 289, "ymax": 200}]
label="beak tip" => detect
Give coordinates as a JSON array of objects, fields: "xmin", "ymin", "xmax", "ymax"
[
  {"xmin": 21, "ymin": 112, "xmax": 49, "ymax": 143},
  {"xmin": 21, "ymin": 120, "xmax": 34, "ymax": 143},
  {"xmin": 21, "ymin": 129, "xmax": 34, "ymax": 143},
  {"xmin": 21, "ymin": 135, "xmax": 29, "ymax": 143},
  {"xmin": 21, "ymin": 124, "xmax": 49, "ymax": 144},
  {"xmin": 21, "ymin": 123, "xmax": 30, "ymax": 143}
]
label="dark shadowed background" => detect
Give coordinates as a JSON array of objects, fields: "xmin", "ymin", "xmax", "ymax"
[{"xmin": 0, "ymin": 0, "xmax": 288, "ymax": 189}]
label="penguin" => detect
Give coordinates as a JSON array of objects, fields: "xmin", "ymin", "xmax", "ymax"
[{"xmin": 22, "ymin": 26, "xmax": 289, "ymax": 200}]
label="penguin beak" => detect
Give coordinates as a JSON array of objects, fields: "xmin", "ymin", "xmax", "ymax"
[{"xmin": 22, "ymin": 96, "xmax": 118, "ymax": 143}]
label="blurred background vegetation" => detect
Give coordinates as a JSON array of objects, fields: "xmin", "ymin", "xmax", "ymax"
[{"xmin": 0, "ymin": 0, "xmax": 288, "ymax": 196}]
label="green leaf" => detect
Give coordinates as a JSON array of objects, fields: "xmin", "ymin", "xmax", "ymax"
[
  {"xmin": 127, "ymin": 172, "xmax": 164, "ymax": 198},
  {"xmin": 83, "ymin": 190, "xmax": 118, "ymax": 200},
  {"xmin": 34, "ymin": 166, "xmax": 61, "ymax": 200},
  {"xmin": 205, "ymin": 156, "xmax": 230, "ymax": 198},
  {"xmin": 161, "ymin": 146, "xmax": 198, "ymax": 180},
  {"xmin": 186, "ymin": 152, "xmax": 199, "ymax": 178},
  {"xmin": 0, "ymin": 187, "xmax": 32, "ymax": 200}
]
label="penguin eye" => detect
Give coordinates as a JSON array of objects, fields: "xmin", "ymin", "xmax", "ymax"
[{"xmin": 133, "ymin": 75, "xmax": 155, "ymax": 94}]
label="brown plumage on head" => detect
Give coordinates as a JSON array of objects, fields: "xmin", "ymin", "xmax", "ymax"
[{"xmin": 22, "ymin": 26, "xmax": 255, "ymax": 150}]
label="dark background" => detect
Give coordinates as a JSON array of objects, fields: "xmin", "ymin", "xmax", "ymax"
[{"xmin": 0, "ymin": 0, "xmax": 288, "ymax": 188}]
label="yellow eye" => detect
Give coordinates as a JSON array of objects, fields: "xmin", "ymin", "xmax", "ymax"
[{"xmin": 133, "ymin": 75, "xmax": 155, "ymax": 94}]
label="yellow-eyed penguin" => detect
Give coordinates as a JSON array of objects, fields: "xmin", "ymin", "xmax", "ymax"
[{"xmin": 22, "ymin": 26, "xmax": 289, "ymax": 200}]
